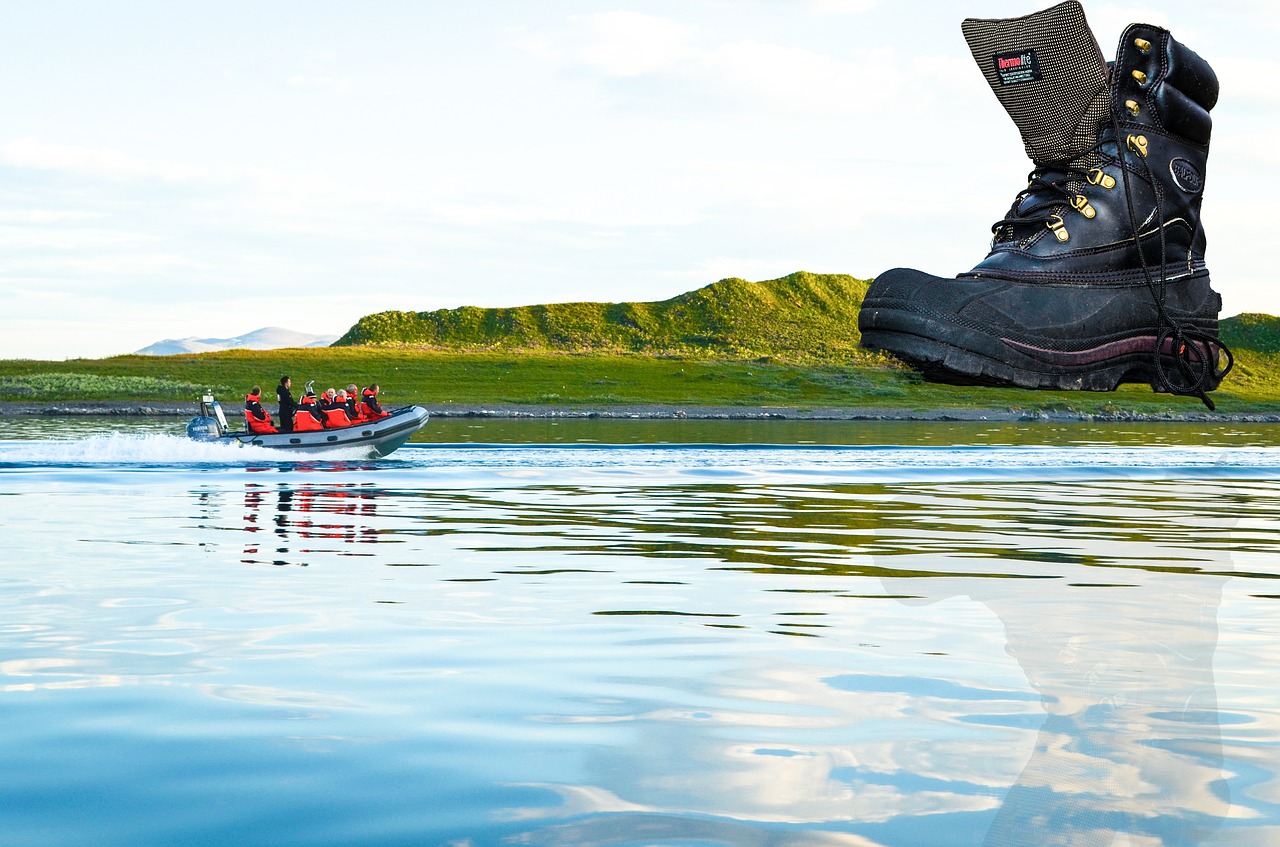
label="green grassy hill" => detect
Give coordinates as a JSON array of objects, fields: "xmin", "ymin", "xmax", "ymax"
[
  {"xmin": 1221, "ymin": 313, "xmax": 1280, "ymax": 354},
  {"xmin": 2, "ymin": 272, "xmax": 1277, "ymax": 413},
  {"xmin": 336, "ymin": 271, "xmax": 874, "ymax": 362}
]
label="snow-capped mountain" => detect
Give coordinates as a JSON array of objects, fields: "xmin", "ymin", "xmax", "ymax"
[{"xmin": 135, "ymin": 327, "xmax": 340, "ymax": 356}]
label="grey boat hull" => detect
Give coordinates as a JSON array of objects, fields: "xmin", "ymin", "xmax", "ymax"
[{"xmin": 188, "ymin": 400, "xmax": 429, "ymax": 458}]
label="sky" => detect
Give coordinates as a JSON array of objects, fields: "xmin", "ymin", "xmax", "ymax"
[{"xmin": 1, "ymin": 0, "xmax": 1276, "ymax": 360}]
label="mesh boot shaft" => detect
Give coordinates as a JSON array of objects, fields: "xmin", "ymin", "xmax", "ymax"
[{"xmin": 961, "ymin": 2, "xmax": 1110, "ymax": 166}]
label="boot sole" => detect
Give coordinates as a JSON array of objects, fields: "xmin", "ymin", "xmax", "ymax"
[{"xmin": 860, "ymin": 309, "xmax": 1223, "ymax": 393}]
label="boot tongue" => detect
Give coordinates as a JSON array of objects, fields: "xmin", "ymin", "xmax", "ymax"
[{"xmin": 961, "ymin": 0, "xmax": 1110, "ymax": 167}]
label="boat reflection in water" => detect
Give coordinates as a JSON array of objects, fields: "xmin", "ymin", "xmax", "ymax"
[{"xmin": 240, "ymin": 480, "xmax": 383, "ymax": 567}]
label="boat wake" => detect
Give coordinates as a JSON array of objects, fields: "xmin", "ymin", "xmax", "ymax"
[{"xmin": 0, "ymin": 433, "xmax": 373, "ymax": 466}]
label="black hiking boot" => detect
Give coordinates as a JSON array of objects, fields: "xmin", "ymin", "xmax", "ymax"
[{"xmin": 858, "ymin": 0, "xmax": 1232, "ymax": 408}]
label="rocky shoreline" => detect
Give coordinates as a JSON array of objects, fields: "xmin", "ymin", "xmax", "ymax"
[{"xmin": 2, "ymin": 400, "xmax": 1277, "ymax": 423}]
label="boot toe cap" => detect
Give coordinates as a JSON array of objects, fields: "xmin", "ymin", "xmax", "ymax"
[{"xmin": 861, "ymin": 268, "xmax": 1009, "ymax": 323}]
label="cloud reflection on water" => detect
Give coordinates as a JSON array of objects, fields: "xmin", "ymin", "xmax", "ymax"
[
  {"xmin": 865, "ymin": 482, "xmax": 1238, "ymax": 845},
  {"xmin": 5, "ymin": 441, "xmax": 1280, "ymax": 846},
  {"xmin": 360, "ymin": 476, "xmax": 1262, "ymax": 845},
  {"xmin": 226, "ymin": 474, "xmax": 1271, "ymax": 844}
]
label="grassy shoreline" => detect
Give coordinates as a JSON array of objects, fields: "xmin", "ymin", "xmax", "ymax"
[
  {"xmin": 7, "ymin": 273, "xmax": 1275, "ymax": 417},
  {"xmin": 6, "ymin": 400, "xmax": 1280, "ymax": 423},
  {"xmin": 2, "ymin": 346, "xmax": 1278, "ymax": 418}
]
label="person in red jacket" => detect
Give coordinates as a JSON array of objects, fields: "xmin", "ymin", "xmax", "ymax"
[
  {"xmin": 293, "ymin": 389, "xmax": 325, "ymax": 432},
  {"xmin": 244, "ymin": 386, "xmax": 278, "ymax": 433},
  {"xmin": 320, "ymin": 390, "xmax": 352, "ymax": 428},
  {"xmin": 335, "ymin": 390, "xmax": 359, "ymax": 423},
  {"xmin": 361, "ymin": 384, "xmax": 391, "ymax": 419}
]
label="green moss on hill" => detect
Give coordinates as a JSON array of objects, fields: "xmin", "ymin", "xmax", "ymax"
[
  {"xmin": 335, "ymin": 272, "xmax": 874, "ymax": 362},
  {"xmin": 1221, "ymin": 313, "xmax": 1280, "ymax": 355}
]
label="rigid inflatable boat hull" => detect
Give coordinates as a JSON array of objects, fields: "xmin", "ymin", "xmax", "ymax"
[{"xmin": 189, "ymin": 402, "xmax": 429, "ymax": 458}]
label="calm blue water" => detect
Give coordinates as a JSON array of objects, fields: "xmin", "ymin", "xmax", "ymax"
[{"xmin": 1, "ymin": 419, "xmax": 1278, "ymax": 846}]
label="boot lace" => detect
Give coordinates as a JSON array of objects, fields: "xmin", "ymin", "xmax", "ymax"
[
  {"xmin": 990, "ymin": 162, "xmax": 1094, "ymax": 239},
  {"xmin": 1108, "ymin": 111, "xmax": 1232, "ymax": 411},
  {"xmin": 988, "ymin": 130, "xmax": 1233, "ymax": 411}
]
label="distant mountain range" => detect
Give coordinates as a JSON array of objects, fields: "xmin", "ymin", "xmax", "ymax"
[{"xmin": 135, "ymin": 327, "xmax": 339, "ymax": 356}]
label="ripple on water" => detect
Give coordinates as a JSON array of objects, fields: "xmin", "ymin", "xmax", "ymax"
[{"xmin": 0, "ymin": 427, "xmax": 1278, "ymax": 846}]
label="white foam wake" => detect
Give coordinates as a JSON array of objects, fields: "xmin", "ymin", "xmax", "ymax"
[{"xmin": 0, "ymin": 433, "xmax": 369, "ymax": 464}]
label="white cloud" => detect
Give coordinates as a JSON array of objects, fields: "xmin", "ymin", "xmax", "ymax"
[
  {"xmin": 1, "ymin": 138, "xmax": 211, "ymax": 183},
  {"xmin": 1088, "ymin": 5, "xmax": 1176, "ymax": 42},
  {"xmin": 520, "ymin": 13, "xmax": 970, "ymax": 118},
  {"xmin": 0, "ymin": 209, "xmax": 100, "ymax": 224},
  {"xmin": 1216, "ymin": 57, "xmax": 1280, "ymax": 110},
  {"xmin": 514, "ymin": 11, "xmax": 695, "ymax": 76},
  {"xmin": 573, "ymin": 11, "xmax": 696, "ymax": 77},
  {"xmin": 0, "ymin": 226, "xmax": 156, "ymax": 251},
  {"xmin": 19, "ymin": 253, "xmax": 204, "ymax": 276},
  {"xmin": 693, "ymin": 256, "xmax": 818, "ymax": 285},
  {"xmin": 287, "ymin": 75, "xmax": 354, "ymax": 95},
  {"xmin": 807, "ymin": 0, "xmax": 879, "ymax": 12},
  {"xmin": 702, "ymin": 40, "xmax": 909, "ymax": 115}
]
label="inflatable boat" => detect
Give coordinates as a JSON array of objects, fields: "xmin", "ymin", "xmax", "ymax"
[{"xmin": 187, "ymin": 393, "xmax": 429, "ymax": 457}]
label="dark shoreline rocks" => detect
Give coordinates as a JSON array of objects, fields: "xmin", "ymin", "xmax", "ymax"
[{"xmin": 1, "ymin": 400, "xmax": 1277, "ymax": 424}]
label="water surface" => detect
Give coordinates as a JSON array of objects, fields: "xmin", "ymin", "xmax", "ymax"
[{"xmin": 1, "ymin": 418, "xmax": 1277, "ymax": 846}]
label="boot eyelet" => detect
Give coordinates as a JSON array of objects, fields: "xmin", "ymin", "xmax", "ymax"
[
  {"xmin": 1125, "ymin": 99, "xmax": 1141, "ymax": 115},
  {"xmin": 1046, "ymin": 215, "xmax": 1069, "ymax": 242},
  {"xmin": 1087, "ymin": 168, "xmax": 1117, "ymax": 189},
  {"xmin": 1132, "ymin": 69, "xmax": 1148, "ymax": 84},
  {"xmin": 1126, "ymin": 134, "xmax": 1149, "ymax": 157},
  {"xmin": 1071, "ymin": 195, "xmax": 1097, "ymax": 219},
  {"xmin": 1134, "ymin": 37, "xmax": 1152, "ymax": 53}
]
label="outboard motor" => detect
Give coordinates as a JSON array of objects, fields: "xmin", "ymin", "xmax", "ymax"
[
  {"xmin": 186, "ymin": 416, "xmax": 221, "ymax": 441},
  {"xmin": 187, "ymin": 392, "xmax": 229, "ymax": 442}
]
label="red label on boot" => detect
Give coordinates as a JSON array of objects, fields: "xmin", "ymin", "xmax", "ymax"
[{"xmin": 993, "ymin": 50, "xmax": 1042, "ymax": 85}]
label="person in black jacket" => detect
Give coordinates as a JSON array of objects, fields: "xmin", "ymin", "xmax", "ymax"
[
  {"xmin": 345, "ymin": 384, "xmax": 360, "ymax": 420},
  {"xmin": 276, "ymin": 376, "xmax": 296, "ymax": 433}
]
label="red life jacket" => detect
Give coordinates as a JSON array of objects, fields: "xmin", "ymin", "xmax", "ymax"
[
  {"xmin": 244, "ymin": 393, "xmax": 278, "ymax": 433},
  {"xmin": 362, "ymin": 387, "xmax": 389, "ymax": 418},
  {"xmin": 293, "ymin": 395, "xmax": 324, "ymax": 432},
  {"xmin": 245, "ymin": 411, "xmax": 278, "ymax": 434},
  {"xmin": 321, "ymin": 406, "xmax": 351, "ymax": 428}
]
